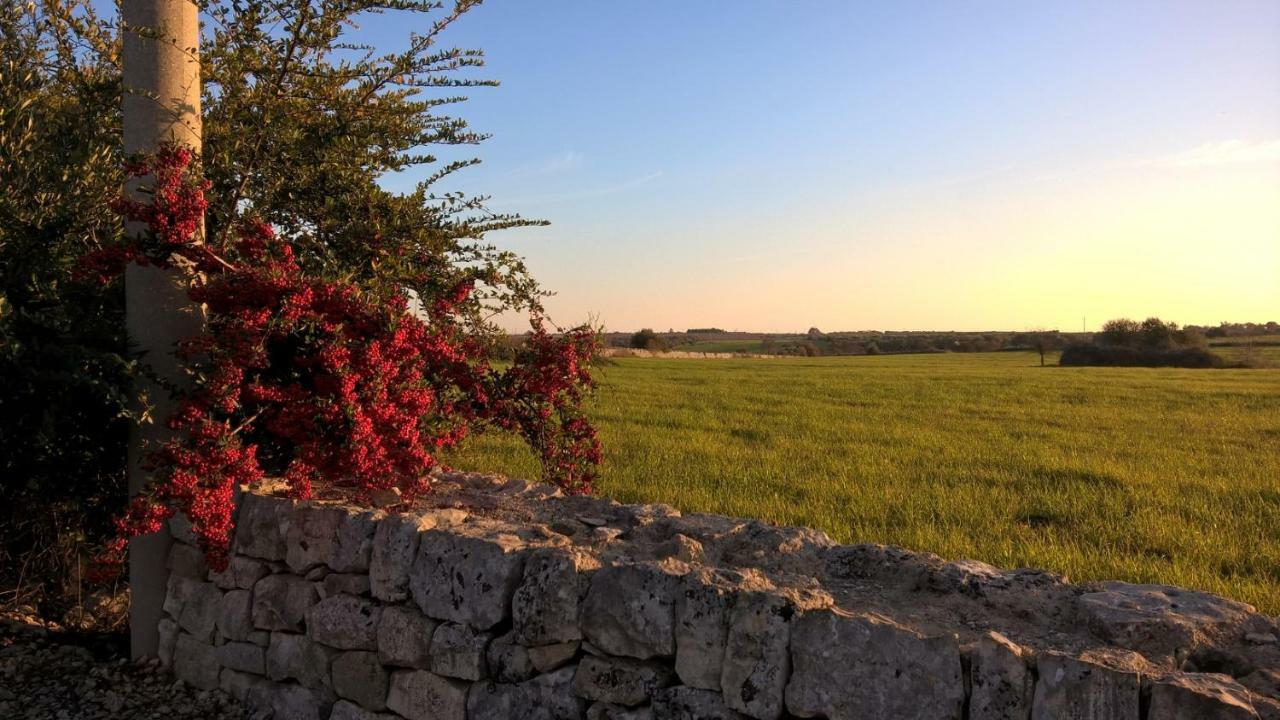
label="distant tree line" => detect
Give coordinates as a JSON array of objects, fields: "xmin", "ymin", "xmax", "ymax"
[{"xmin": 1061, "ymin": 317, "xmax": 1229, "ymax": 368}]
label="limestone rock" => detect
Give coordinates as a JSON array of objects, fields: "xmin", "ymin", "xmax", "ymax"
[
  {"xmin": 233, "ymin": 493, "xmax": 293, "ymax": 561},
  {"xmin": 370, "ymin": 513, "xmax": 429, "ymax": 602},
  {"xmin": 530, "ymin": 641, "xmax": 581, "ymax": 673},
  {"xmin": 675, "ymin": 568, "xmax": 742, "ymax": 690},
  {"xmin": 330, "ymin": 699, "xmax": 403, "ymax": 720},
  {"xmin": 786, "ymin": 608, "xmax": 965, "ymax": 720},
  {"xmin": 172, "ymin": 632, "xmax": 220, "ymax": 690},
  {"xmin": 653, "ymin": 686, "xmax": 745, "ymax": 720},
  {"xmin": 377, "ymin": 605, "xmax": 437, "ymax": 668},
  {"xmin": 169, "ymin": 512, "xmax": 197, "ymax": 545},
  {"xmin": 410, "ymin": 523, "xmax": 531, "ymax": 629},
  {"xmin": 266, "ymin": 631, "xmax": 336, "ymax": 689},
  {"xmin": 157, "ymin": 617, "xmax": 178, "ymax": 668},
  {"xmin": 588, "ymin": 703, "xmax": 654, "ymax": 720},
  {"xmin": 216, "ymin": 641, "xmax": 265, "ymax": 674},
  {"xmin": 1147, "ymin": 673, "xmax": 1260, "ymax": 720},
  {"xmin": 487, "ymin": 632, "xmax": 537, "ymax": 683},
  {"xmin": 167, "ymin": 542, "xmax": 208, "ymax": 579},
  {"xmin": 165, "ymin": 576, "xmax": 222, "ymax": 642},
  {"xmin": 217, "ymin": 589, "xmax": 255, "ymax": 642},
  {"xmin": 513, "ymin": 547, "xmax": 599, "ymax": 645},
  {"xmin": 721, "ymin": 591, "xmax": 792, "ymax": 720},
  {"xmin": 323, "ymin": 573, "xmax": 372, "ymax": 597},
  {"xmin": 307, "ymin": 594, "xmax": 381, "ymax": 650},
  {"xmin": 467, "ymin": 666, "xmax": 586, "ymax": 720},
  {"xmin": 332, "ymin": 651, "xmax": 390, "ymax": 712},
  {"xmin": 582, "ymin": 563, "xmax": 680, "ymax": 660},
  {"xmin": 430, "ymin": 622, "xmax": 493, "ymax": 681},
  {"xmin": 286, "ymin": 504, "xmax": 380, "ymax": 574},
  {"xmin": 269, "ymin": 683, "xmax": 336, "ymax": 720},
  {"xmin": 386, "ymin": 670, "xmax": 469, "ymax": 720},
  {"xmin": 1080, "ymin": 582, "xmax": 1255, "ymax": 661},
  {"xmin": 964, "ymin": 631, "xmax": 1033, "ymax": 720},
  {"xmin": 573, "ymin": 654, "xmax": 674, "ymax": 706},
  {"xmin": 210, "ymin": 556, "xmax": 271, "ymax": 591},
  {"xmin": 1031, "ymin": 651, "xmax": 1140, "ymax": 720},
  {"xmin": 219, "ymin": 668, "xmax": 270, "ymax": 703},
  {"xmin": 252, "ymin": 574, "xmax": 320, "ymax": 632}
]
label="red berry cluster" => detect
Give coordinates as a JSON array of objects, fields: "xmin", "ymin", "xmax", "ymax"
[{"xmin": 86, "ymin": 145, "xmax": 601, "ymax": 575}]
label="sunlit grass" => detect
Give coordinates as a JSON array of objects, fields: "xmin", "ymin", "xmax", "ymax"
[{"xmin": 447, "ymin": 352, "xmax": 1280, "ymax": 612}]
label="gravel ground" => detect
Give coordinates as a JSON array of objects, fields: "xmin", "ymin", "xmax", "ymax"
[{"xmin": 0, "ymin": 615, "xmax": 246, "ymax": 720}]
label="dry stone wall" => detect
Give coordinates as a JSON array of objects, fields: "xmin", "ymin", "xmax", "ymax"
[{"xmin": 158, "ymin": 474, "xmax": 1280, "ymax": 720}]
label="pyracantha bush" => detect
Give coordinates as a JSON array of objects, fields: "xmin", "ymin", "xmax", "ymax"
[{"xmin": 87, "ymin": 145, "xmax": 600, "ymax": 575}]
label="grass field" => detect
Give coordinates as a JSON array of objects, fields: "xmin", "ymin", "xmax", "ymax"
[{"xmin": 448, "ymin": 352, "xmax": 1280, "ymax": 612}]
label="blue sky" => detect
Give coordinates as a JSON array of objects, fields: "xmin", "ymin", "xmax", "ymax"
[{"xmin": 371, "ymin": 1, "xmax": 1278, "ymax": 331}]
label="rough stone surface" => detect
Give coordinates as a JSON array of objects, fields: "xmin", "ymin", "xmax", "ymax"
[
  {"xmin": 252, "ymin": 574, "xmax": 320, "ymax": 632},
  {"xmin": 268, "ymin": 683, "xmax": 336, "ymax": 720},
  {"xmin": 330, "ymin": 699, "xmax": 402, "ymax": 720},
  {"xmin": 1030, "ymin": 651, "xmax": 1141, "ymax": 720},
  {"xmin": 1147, "ymin": 673, "xmax": 1261, "ymax": 720},
  {"xmin": 386, "ymin": 669, "xmax": 469, "ymax": 720},
  {"xmin": 530, "ymin": 641, "xmax": 581, "ymax": 673},
  {"xmin": 220, "ymin": 668, "xmax": 270, "ymax": 703},
  {"xmin": 324, "ymin": 573, "xmax": 372, "ymax": 597},
  {"xmin": 588, "ymin": 703, "xmax": 654, "ymax": 720},
  {"xmin": 157, "ymin": 617, "xmax": 179, "ymax": 667},
  {"xmin": 377, "ymin": 605, "xmax": 437, "ymax": 668},
  {"xmin": 370, "ymin": 513, "xmax": 430, "ymax": 602},
  {"xmin": 786, "ymin": 608, "xmax": 965, "ymax": 720},
  {"xmin": 217, "ymin": 588, "xmax": 254, "ymax": 642},
  {"xmin": 467, "ymin": 666, "xmax": 585, "ymax": 720},
  {"xmin": 172, "ymin": 632, "xmax": 220, "ymax": 690},
  {"xmin": 675, "ymin": 567, "xmax": 742, "ymax": 690},
  {"xmin": 653, "ymin": 686, "xmax": 746, "ymax": 719},
  {"xmin": 167, "ymin": 542, "xmax": 208, "ymax": 579},
  {"xmin": 487, "ymin": 632, "xmax": 537, "ymax": 683},
  {"xmin": 1080, "ymin": 582, "xmax": 1256, "ymax": 661},
  {"xmin": 266, "ymin": 631, "xmax": 336, "ymax": 689},
  {"xmin": 332, "ymin": 651, "xmax": 390, "ymax": 712},
  {"xmin": 410, "ymin": 523, "xmax": 531, "ymax": 630},
  {"xmin": 582, "ymin": 563, "xmax": 681, "ymax": 660},
  {"xmin": 720, "ymin": 590, "xmax": 792, "ymax": 720},
  {"xmin": 234, "ymin": 492, "xmax": 292, "ymax": 561},
  {"xmin": 430, "ymin": 622, "xmax": 493, "ymax": 681},
  {"xmin": 166, "ymin": 577, "xmax": 222, "ymax": 642},
  {"xmin": 307, "ymin": 594, "xmax": 381, "ymax": 650},
  {"xmin": 216, "ymin": 640, "xmax": 266, "ymax": 674},
  {"xmin": 965, "ymin": 631, "xmax": 1033, "ymax": 720},
  {"xmin": 514, "ymin": 547, "xmax": 599, "ymax": 645},
  {"xmin": 287, "ymin": 504, "xmax": 379, "ymax": 574},
  {"xmin": 210, "ymin": 556, "xmax": 271, "ymax": 590},
  {"xmin": 573, "ymin": 654, "xmax": 675, "ymax": 706}
]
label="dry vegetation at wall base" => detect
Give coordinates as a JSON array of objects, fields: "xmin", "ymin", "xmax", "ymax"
[{"xmin": 446, "ymin": 351, "xmax": 1280, "ymax": 613}]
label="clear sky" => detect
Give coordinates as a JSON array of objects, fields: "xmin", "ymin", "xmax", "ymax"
[{"xmin": 377, "ymin": 1, "xmax": 1279, "ymax": 333}]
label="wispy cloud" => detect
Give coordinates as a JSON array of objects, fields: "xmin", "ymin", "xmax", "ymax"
[
  {"xmin": 504, "ymin": 150, "xmax": 586, "ymax": 178},
  {"xmin": 1150, "ymin": 139, "xmax": 1280, "ymax": 168},
  {"xmin": 505, "ymin": 171, "xmax": 664, "ymax": 206}
]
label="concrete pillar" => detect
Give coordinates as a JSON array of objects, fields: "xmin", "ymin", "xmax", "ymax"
[{"xmin": 121, "ymin": 0, "xmax": 204, "ymax": 659}]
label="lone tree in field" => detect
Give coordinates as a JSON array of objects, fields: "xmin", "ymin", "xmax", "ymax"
[{"xmin": 1028, "ymin": 330, "xmax": 1059, "ymax": 366}]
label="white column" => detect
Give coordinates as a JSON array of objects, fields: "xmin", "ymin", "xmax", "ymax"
[{"xmin": 121, "ymin": 0, "xmax": 204, "ymax": 659}]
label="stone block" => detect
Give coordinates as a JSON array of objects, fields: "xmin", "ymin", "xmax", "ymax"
[
  {"xmin": 1031, "ymin": 651, "xmax": 1140, "ymax": 720},
  {"xmin": 573, "ymin": 654, "xmax": 674, "ymax": 706},
  {"xmin": 167, "ymin": 542, "xmax": 208, "ymax": 579},
  {"xmin": 653, "ymin": 686, "xmax": 745, "ymax": 719},
  {"xmin": 269, "ymin": 683, "xmax": 336, "ymax": 720},
  {"xmin": 216, "ymin": 640, "xmax": 265, "ymax": 674},
  {"xmin": 487, "ymin": 632, "xmax": 537, "ymax": 682},
  {"xmin": 166, "ymin": 577, "xmax": 222, "ymax": 643},
  {"xmin": 219, "ymin": 668, "xmax": 270, "ymax": 702},
  {"xmin": 377, "ymin": 605, "xmax": 437, "ymax": 668},
  {"xmin": 581, "ymin": 563, "xmax": 680, "ymax": 660},
  {"xmin": 172, "ymin": 632, "xmax": 220, "ymax": 690},
  {"xmin": 467, "ymin": 666, "xmax": 586, "ymax": 720},
  {"xmin": 588, "ymin": 703, "xmax": 654, "ymax": 720},
  {"xmin": 785, "ymin": 608, "xmax": 965, "ymax": 720},
  {"xmin": 530, "ymin": 641, "xmax": 580, "ymax": 673},
  {"xmin": 675, "ymin": 568, "xmax": 742, "ymax": 690},
  {"xmin": 964, "ymin": 631, "xmax": 1033, "ymax": 720},
  {"xmin": 217, "ymin": 589, "xmax": 255, "ymax": 642},
  {"xmin": 370, "ymin": 513, "xmax": 429, "ymax": 602},
  {"xmin": 330, "ymin": 700, "xmax": 402, "ymax": 720},
  {"xmin": 513, "ymin": 547, "xmax": 600, "ymax": 645},
  {"xmin": 266, "ymin": 631, "xmax": 335, "ymax": 689},
  {"xmin": 386, "ymin": 670, "xmax": 469, "ymax": 720},
  {"xmin": 233, "ymin": 493, "xmax": 293, "ymax": 561},
  {"xmin": 307, "ymin": 594, "xmax": 381, "ymax": 650},
  {"xmin": 210, "ymin": 555, "xmax": 271, "ymax": 591},
  {"xmin": 286, "ymin": 504, "xmax": 380, "ymax": 574},
  {"xmin": 720, "ymin": 590, "xmax": 792, "ymax": 720},
  {"xmin": 252, "ymin": 574, "xmax": 320, "ymax": 632},
  {"xmin": 158, "ymin": 617, "xmax": 178, "ymax": 668},
  {"xmin": 1079, "ymin": 582, "xmax": 1255, "ymax": 662},
  {"xmin": 323, "ymin": 573, "xmax": 371, "ymax": 597},
  {"xmin": 410, "ymin": 524, "xmax": 530, "ymax": 629},
  {"xmin": 430, "ymin": 622, "xmax": 493, "ymax": 681},
  {"xmin": 332, "ymin": 651, "xmax": 390, "ymax": 712},
  {"xmin": 1147, "ymin": 673, "xmax": 1260, "ymax": 720}
]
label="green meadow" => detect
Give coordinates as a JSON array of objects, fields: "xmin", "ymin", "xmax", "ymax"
[{"xmin": 449, "ymin": 352, "xmax": 1280, "ymax": 612}]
